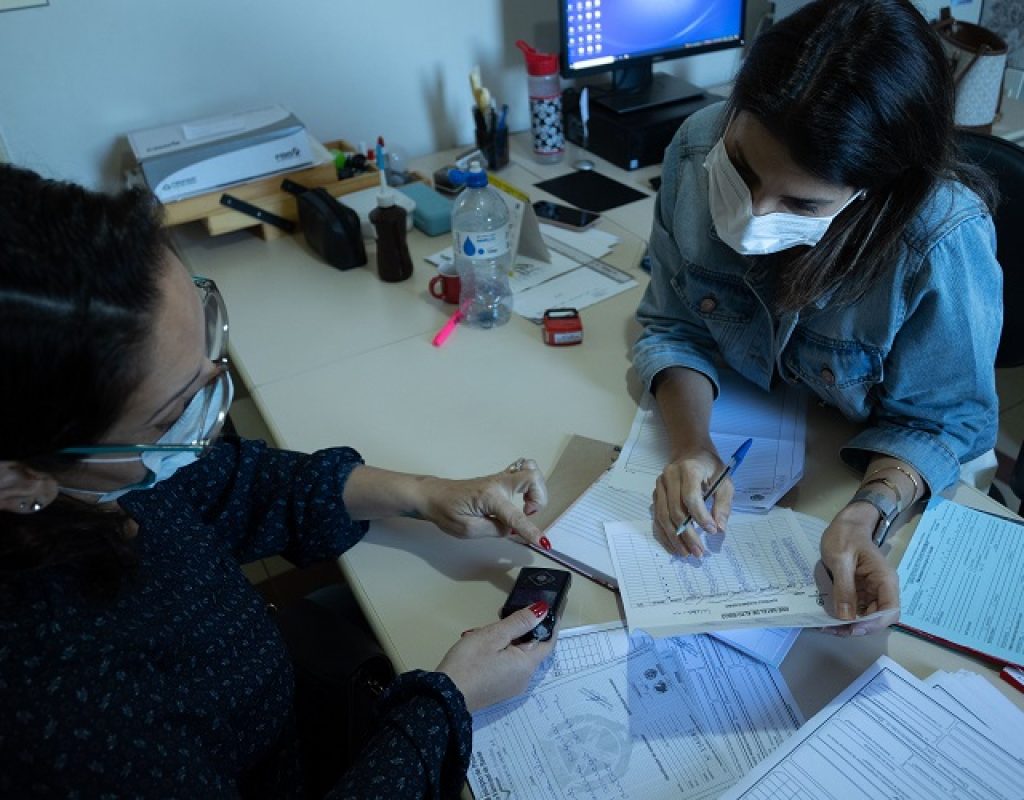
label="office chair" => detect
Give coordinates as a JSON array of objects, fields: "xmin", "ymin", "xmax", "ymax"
[{"xmin": 956, "ymin": 130, "xmax": 1024, "ymax": 511}]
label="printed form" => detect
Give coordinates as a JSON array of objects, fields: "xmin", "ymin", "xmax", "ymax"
[
  {"xmin": 469, "ymin": 629, "xmax": 802, "ymax": 800},
  {"xmin": 608, "ymin": 372, "xmax": 806, "ymax": 511},
  {"xmin": 543, "ymin": 471, "xmax": 651, "ymax": 588},
  {"xmin": 720, "ymin": 656, "xmax": 1024, "ymax": 800},
  {"xmin": 898, "ymin": 499, "xmax": 1024, "ymax": 666},
  {"xmin": 605, "ymin": 510, "xmax": 875, "ymax": 636},
  {"xmin": 543, "ymin": 472, "xmax": 802, "ymax": 665}
]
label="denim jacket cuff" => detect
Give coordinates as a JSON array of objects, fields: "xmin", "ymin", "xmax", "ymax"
[
  {"xmin": 840, "ymin": 426, "xmax": 961, "ymax": 495},
  {"xmin": 633, "ymin": 344, "xmax": 721, "ymax": 397}
]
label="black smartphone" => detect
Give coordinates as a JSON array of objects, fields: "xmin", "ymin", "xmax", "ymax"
[
  {"xmin": 500, "ymin": 567, "xmax": 572, "ymax": 642},
  {"xmin": 532, "ymin": 200, "xmax": 601, "ymax": 231}
]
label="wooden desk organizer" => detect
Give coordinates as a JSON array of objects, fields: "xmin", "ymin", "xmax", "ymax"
[{"xmin": 159, "ymin": 139, "xmax": 381, "ymax": 240}]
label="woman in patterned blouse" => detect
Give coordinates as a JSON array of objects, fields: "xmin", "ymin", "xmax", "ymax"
[{"xmin": 0, "ymin": 164, "xmax": 556, "ymax": 798}]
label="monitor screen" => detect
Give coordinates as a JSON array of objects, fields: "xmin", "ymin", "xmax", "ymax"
[{"xmin": 561, "ymin": 0, "xmax": 745, "ymax": 77}]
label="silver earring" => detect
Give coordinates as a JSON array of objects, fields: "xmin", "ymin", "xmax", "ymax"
[
  {"xmin": 31, "ymin": 501, "xmax": 43, "ymax": 513},
  {"xmin": 18, "ymin": 501, "xmax": 26, "ymax": 511}
]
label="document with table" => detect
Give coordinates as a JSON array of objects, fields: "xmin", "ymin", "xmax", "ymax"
[
  {"xmin": 719, "ymin": 656, "xmax": 1024, "ymax": 800},
  {"xmin": 608, "ymin": 371, "xmax": 806, "ymax": 511},
  {"xmin": 469, "ymin": 625, "xmax": 803, "ymax": 800},
  {"xmin": 605, "ymin": 509, "xmax": 877, "ymax": 636},
  {"xmin": 897, "ymin": 498, "xmax": 1024, "ymax": 667}
]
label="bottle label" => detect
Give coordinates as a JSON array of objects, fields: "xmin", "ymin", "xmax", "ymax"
[
  {"xmin": 530, "ymin": 95, "xmax": 565, "ymax": 156},
  {"xmin": 456, "ymin": 227, "xmax": 510, "ymax": 260}
]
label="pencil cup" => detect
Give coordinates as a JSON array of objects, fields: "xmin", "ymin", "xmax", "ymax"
[{"xmin": 475, "ymin": 123, "xmax": 509, "ymax": 172}]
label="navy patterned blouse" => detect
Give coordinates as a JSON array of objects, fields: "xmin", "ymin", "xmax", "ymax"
[{"xmin": 0, "ymin": 438, "xmax": 472, "ymax": 798}]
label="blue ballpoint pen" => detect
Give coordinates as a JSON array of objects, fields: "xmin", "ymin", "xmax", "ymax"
[{"xmin": 675, "ymin": 437, "xmax": 754, "ymax": 541}]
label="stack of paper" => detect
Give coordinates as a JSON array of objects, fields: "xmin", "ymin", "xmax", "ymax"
[
  {"xmin": 897, "ymin": 498, "xmax": 1024, "ymax": 668},
  {"xmin": 719, "ymin": 656, "xmax": 1024, "ymax": 799},
  {"xmin": 469, "ymin": 624, "xmax": 804, "ymax": 800},
  {"xmin": 608, "ymin": 370, "xmax": 806, "ymax": 512},
  {"xmin": 605, "ymin": 510, "xmax": 881, "ymax": 637}
]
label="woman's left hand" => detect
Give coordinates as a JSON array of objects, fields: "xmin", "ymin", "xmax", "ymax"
[
  {"xmin": 415, "ymin": 458, "xmax": 550, "ymax": 549},
  {"xmin": 819, "ymin": 503, "xmax": 900, "ymax": 636}
]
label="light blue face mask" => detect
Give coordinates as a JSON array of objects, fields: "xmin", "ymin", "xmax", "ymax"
[{"xmin": 61, "ymin": 374, "xmax": 233, "ymax": 504}]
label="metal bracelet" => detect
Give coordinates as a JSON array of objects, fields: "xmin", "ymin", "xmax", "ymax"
[
  {"xmin": 865, "ymin": 464, "xmax": 921, "ymax": 504},
  {"xmin": 860, "ymin": 476, "xmax": 903, "ymax": 510}
]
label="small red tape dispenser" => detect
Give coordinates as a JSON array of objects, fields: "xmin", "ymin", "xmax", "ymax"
[{"xmin": 542, "ymin": 308, "xmax": 583, "ymax": 346}]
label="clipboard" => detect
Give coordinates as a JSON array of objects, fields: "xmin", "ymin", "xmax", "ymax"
[{"xmin": 527, "ymin": 434, "xmax": 622, "ymax": 591}]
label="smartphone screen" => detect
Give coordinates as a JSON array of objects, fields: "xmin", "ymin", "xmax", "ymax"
[
  {"xmin": 501, "ymin": 568, "xmax": 571, "ymax": 619},
  {"xmin": 532, "ymin": 201, "xmax": 600, "ymax": 230}
]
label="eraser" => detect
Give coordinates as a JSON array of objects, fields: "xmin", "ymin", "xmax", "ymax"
[{"xmin": 398, "ymin": 182, "xmax": 453, "ymax": 237}]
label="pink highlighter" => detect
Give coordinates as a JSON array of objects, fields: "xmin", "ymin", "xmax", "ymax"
[{"xmin": 432, "ymin": 306, "xmax": 464, "ymax": 347}]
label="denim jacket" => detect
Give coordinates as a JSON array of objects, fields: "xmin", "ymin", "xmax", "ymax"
[{"xmin": 633, "ymin": 102, "xmax": 1002, "ymax": 494}]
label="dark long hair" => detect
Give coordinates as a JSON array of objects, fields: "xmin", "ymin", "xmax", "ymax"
[
  {"xmin": 0, "ymin": 164, "xmax": 167, "ymax": 596},
  {"xmin": 725, "ymin": 0, "xmax": 997, "ymax": 311}
]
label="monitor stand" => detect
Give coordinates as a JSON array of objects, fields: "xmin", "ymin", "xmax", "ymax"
[{"xmin": 594, "ymin": 70, "xmax": 705, "ymax": 115}]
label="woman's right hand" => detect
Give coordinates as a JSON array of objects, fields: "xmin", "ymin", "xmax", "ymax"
[
  {"xmin": 436, "ymin": 603, "xmax": 556, "ymax": 713},
  {"xmin": 653, "ymin": 442, "xmax": 733, "ymax": 557}
]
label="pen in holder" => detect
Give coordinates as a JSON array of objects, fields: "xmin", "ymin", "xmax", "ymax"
[{"xmin": 473, "ymin": 105, "xmax": 509, "ymax": 172}]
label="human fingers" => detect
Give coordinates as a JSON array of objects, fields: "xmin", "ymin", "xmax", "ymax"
[
  {"xmin": 505, "ymin": 458, "xmax": 548, "ymax": 516},
  {"xmin": 653, "ymin": 479, "xmax": 696, "ymax": 557},
  {"xmin": 710, "ymin": 476, "xmax": 735, "ymax": 533},
  {"xmin": 476, "ymin": 491, "xmax": 551, "ymax": 551},
  {"xmin": 824, "ymin": 551, "xmax": 859, "ymax": 622},
  {"xmin": 678, "ymin": 460, "xmax": 719, "ymax": 536}
]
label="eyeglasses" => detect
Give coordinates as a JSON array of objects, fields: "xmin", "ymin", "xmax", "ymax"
[{"xmin": 60, "ymin": 276, "xmax": 231, "ymax": 458}]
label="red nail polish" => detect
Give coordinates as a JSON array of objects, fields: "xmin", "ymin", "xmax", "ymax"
[
  {"xmin": 539, "ymin": 536, "xmax": 552, "ymax": 551},
  {"xmin": 528, "ymin": 601, "xmax": 549, "ymax": 618}
]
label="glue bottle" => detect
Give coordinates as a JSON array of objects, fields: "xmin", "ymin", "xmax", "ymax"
[
  {"xmin": 516, "ymin": 39, "xmax": 564, "ymax": 164},
  {"xmin": 369, "ymin": 170, "xmax": 413, "ymax": 283},
  {"xmin": 449, "ymin": 162, "xmax": 512, "ymax": 328}
]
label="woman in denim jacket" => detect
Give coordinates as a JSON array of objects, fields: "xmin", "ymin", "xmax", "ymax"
[{"xmin": 633, "ymin": 0, "xmax": 1001, "ymax": 634}]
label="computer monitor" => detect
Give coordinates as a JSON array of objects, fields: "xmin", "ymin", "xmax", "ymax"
[{"xmin": 559, "ymin": 0, "xmax": 746, "ymax": 114}]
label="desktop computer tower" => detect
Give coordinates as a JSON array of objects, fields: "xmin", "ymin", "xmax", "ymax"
[{"xmin": 563, "ymin": 88, "xmax": 719, "ymax": 171}]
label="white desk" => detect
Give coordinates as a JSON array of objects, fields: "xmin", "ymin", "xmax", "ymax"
[{"xmin": 174, "ymin": 142, "xmax": 1023, "ymax": 720}]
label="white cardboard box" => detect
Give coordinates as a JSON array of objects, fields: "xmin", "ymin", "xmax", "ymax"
[{"xmin": 127, "ymin": 106, "xmax": 314, "ymax": 202}]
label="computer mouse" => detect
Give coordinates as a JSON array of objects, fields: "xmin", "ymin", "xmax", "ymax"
[{"xmin": 573, "ymin": 159, "xmax": 595, "ymax": 171}]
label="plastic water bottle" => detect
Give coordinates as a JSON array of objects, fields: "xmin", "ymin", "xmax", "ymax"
[
  {"xmin": 450, "ymin": 162, "xmax": 513, "ymax": 328},
  {"xmin": 516, "ymin": 39, "xmax": 564, "ymax": 165}
]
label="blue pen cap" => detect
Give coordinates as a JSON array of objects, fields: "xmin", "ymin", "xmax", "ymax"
[{"xmin": 448, "ymin": 162, "xmax": 488, "ymax": 188}]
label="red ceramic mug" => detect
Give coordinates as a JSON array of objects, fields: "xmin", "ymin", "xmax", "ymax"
[{"xmin": 429, "ymin": 266, "xmax": 461, "ymax": 304}]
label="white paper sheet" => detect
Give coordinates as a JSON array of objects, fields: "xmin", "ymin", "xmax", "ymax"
[
  {"xmin": 425, "ymin": 246, "xmax": 637, "ymax": 321},
  {"xmin": 925, "ymin": 669, "xmax": 1024, "ymax": 756},
  {"xmin": 898, "ymin": 499, "xmax": 1024, "ymax": 667},
  {"xmin": 711, "ymin": 627, "xmax": 801, "ymax": 668},
  {"xmin": 605, "ymin": 510, "xmax": 880, "ymax": 637},
  {"xmin": 719, "ymin": 656, "xmax": 1024, "ymax": 800},
  {"xmin": 538, "ymin": 224, "xmax": 619, "ymax": 259},
  {"xmin": 469, "ymin": 631, "xmax": 802, "ymax": 799},
  {"xmin": 512, "ymin": 259, "xmax": 637, "ymax": 321},
  {"xmin": 608, "ymin": 372, "xmax": 806, "ymax": 511},
  {"xmin": 528, "ymin": 622, "xmax": 632, "ymax": 691},
  {"xmin": 543, "ymin": 471, "xmax": 651, "ymax": 588}
]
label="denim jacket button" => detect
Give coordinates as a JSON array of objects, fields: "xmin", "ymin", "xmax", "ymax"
[
  {"xmin": 699, "ymin": 296, "xmax": 717, "ymax": 313},
  {"xmin": 820, "ymin": 367, "xmax": 836, "ymax": 386}
]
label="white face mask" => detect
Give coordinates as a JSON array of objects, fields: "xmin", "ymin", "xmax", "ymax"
[
  {"xmin": 62, "ymin": 373, "xmax": 233, "ymax": 504},
  {"xmin": 704, "ymin": 137, "xmax": 863, "ymax": 256}
]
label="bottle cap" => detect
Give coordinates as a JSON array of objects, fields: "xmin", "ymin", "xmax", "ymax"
[
  {"xmin": 448, "ymin": 161, "xmax": 489, "ymax": 189},
  {"xmin": 516, "ymin": 39, "xmax": 559, "ymax": 76},
  {"xmin": 376, "ymin": 165, "xmax": 396, "ymax": 206}
]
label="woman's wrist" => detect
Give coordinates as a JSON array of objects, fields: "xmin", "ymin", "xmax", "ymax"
[{"xmin": 836, "ymin": 499, "xmax": 883, "ymax": 535}]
